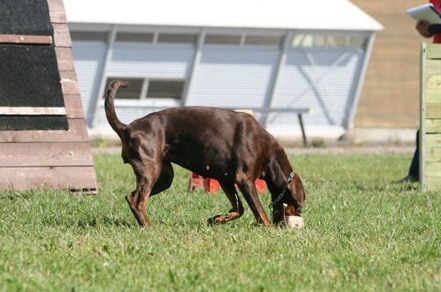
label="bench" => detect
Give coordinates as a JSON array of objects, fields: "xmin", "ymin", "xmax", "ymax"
[{"xmin": 230, "ymin": 107, "xmax": 310, "ymax": 147}]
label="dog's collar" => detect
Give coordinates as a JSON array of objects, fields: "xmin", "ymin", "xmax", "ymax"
[{"xmin": 269, "ymin": 171, "xmax": 295, "ymax": 211}]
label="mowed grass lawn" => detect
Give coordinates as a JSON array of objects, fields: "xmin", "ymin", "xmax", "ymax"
[{"xmin": 1, "ymin": 150, "xmax": 441, "ymax": 291}]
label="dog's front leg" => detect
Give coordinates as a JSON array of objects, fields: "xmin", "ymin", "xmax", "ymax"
[
  {"xmin": 209, "ymin": 182, "xmax": 244, "ymax": 225},
  {"xmin": 238, "ymin": 181, "xmax": 271, "ymax": 226}
]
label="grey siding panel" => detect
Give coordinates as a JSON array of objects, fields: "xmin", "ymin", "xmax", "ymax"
[
  {"xmin": 108, "ymin": 45, "xmax": 194, "ymax": 78},
  {"xmin": 71, "ymin": 41, "xmax": 107, "ymax": 118},
  {"xmin": 270, "ymin": 49, "xmax": 362, "ymax": 128},
  {"xmin": 186, "ymin": 48, "xmax": 279, "ymax": 107}
]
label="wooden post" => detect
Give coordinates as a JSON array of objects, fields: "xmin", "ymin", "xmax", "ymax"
[{"xmin": 420, "ymin": 43, "xmax": 441, "ymax": 191}]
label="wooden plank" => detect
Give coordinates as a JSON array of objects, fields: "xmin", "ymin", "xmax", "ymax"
[
  {"xmin": 53, "ymin": 23, "xmax": 72, "ymax": 48},
  {"xmin": 0, "ymin": 142, "xmax": 94, "ymax": 167},
  {"xmin": 425, "ymin": 88, "xmax": 441, "ymax": 103},
  {"xmin": 425, "ymin": 61, "xmax": 441, "ymax": 75},
  {"xmin": 426, "ymin": 44, "xmax": 441, "ymax": 59},
  {"xmin": 426, "ymin": 104, "xmax": 441, "ymax": 118},
  {"xmin": 0, "ymin": 107, "xmax": 66, "ymax": 115},
  {"xmin": 0, "ymin": 119, "xmax": 89, "ymax": 143},
  {"xmin": 425, "ymin": 119, "xmax": 441, "ymax": 133},
  {"xmin": 0, "ymin": 34, "xmax": 53, "ymax": 45},
  {"xmin": 61, "ymin": 79, "xmax": 80, "ymax": 95},
  {"xmin": 425, "ymin": 74, "xmax": 441, "ymax": 90},
  {"xmin": 425, "ymin": 133, "xmax": 441, "ymax": 148},
  {"xmin": 421, "ymin": 44, "xmax": 427, "ymax": 190},
  {"xmin": 47, "ymin": 0, "xmax": 67, "ymax": 24},
  {"xmin": 0, "ymin": 166, "xmax": 97, "ymax": 191},
  {"xmin": 425, "ymin": 162, "xmax": 441, "ymax": 176},
  {"xmin": 425, "ymin": 147, "xmax": 441, "ymax": 163},
  {"xmin": 55, "ymin": 47, "xmax": 75, "ymax": 71},
  {"xmin": 64, "ymin": 95, "xmax": 85, "ymax": 119},
  {"xmin": 59, "ymin": 68, "xmax": 84, "ymax": 119},
  {"xmin": 59, "ymin": 70, "xmax": 78, "ymax": 81},
  {"xmin": 425, "ymin": 177, "xmax": 441, "ymax": 191}
]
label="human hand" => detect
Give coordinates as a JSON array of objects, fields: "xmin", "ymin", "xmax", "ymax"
[{"xmin": 416, "ymin": 20, "xmax": 433, "ymax": 38}]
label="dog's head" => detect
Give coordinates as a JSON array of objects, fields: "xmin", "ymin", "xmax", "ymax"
[{"xmin": 272, "ymin": 173, "xmax": 305, "ymax": 224}]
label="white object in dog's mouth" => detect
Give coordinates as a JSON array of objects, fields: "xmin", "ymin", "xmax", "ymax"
[
  {"xmin": 282, "ymin": 203, "xmax": 304, "ymax": 229},
  {"xmin": 284, "ymin": 216, "xmax": 304, "ymax": 229}
]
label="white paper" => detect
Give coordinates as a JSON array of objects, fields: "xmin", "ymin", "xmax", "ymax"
[{"xmin": 407, "ymin": 3, "xmax": 441, "ymax": 23}]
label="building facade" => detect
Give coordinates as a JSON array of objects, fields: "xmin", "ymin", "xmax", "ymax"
[{"xmin": 65, "ymin": 0, "xmax": 382, "ymax": 140}]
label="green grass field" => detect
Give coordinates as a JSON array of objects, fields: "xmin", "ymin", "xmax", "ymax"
[{"xmin": 1, "ymin": 151, "xmax": 440, "ymax": 291}]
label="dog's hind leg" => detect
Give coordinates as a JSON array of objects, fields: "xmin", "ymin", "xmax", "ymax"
[
  {"xmin": 125, "ymin": 160, "xmax": 163, "ymax": 228},
  {"xmin": 150, "ymin": 161, "xmax": 174, "ymax": 196},
  {"xmin": 125, "ymin": 179, "xmax": 151, "ymax": 228},
  {"xmin": 237, "ymin": 180, "xmax": 271, "ymax": 226},
  {"xmin": 209, "ymin": 182, "xmax": 244, "ymax": 224}
]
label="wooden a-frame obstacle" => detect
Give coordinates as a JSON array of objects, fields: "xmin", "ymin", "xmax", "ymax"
[
  {"xmin": 420, "ymin": 43, "xmax": 441, "ymax": 190},
  {"xmin": 0, "ymin": 0, "xmax": 97, "ymax": 192}
]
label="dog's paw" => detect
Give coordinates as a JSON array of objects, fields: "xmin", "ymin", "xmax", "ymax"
[
  {"xmin": 207, "ymin": 217, "xmax": 215, "ymax": 226},
  {"xmin": 207, "ymin": 215, "xmax": 226, "ymax": 226}
]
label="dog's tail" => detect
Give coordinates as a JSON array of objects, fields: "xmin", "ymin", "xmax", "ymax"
[{"xmin": 104, "ymin": 80, "xmax": 128, "ymax": 139}]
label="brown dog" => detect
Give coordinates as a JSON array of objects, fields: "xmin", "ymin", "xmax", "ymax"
[{"xmin": 105, "ymin": 80, "xmax": 305, "ymax": 227}]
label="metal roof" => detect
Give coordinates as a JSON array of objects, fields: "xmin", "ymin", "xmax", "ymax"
[{"xmin": 64, "ymin": 0, "xmax": 383, "ymax": 31}]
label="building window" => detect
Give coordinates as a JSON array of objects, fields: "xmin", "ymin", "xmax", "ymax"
[
  {"xmin": 205, "ymin": 34, "xmax": 282, "ymax": 47},
  {"xmin": 157, "ymin": 33, "xmax": 197, "ymax": 44},
  {"xmin": 115, "ymin": 32, "xmax": 154, "ymax": 43},
  {"xmin": 104, "ymin": 78, "xmax": 143, "ymax": 99},
  {"xmin": 245, "ymin": 35, "xmax": 282, "ymax": 47},
  {"xmin": 205, "ymin": 34, "xmax": 241, "ymax": 45},
  {"xmin": 146, "ymin": 80, "xmax": 184, "ymax": 99},
  {"xmin": 291, "ymin": 34, "xmax": 365, "ymax": 48},
  {"xmin": 70, "ymin": 31, "xmax": 108, "ymax": 42}
]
